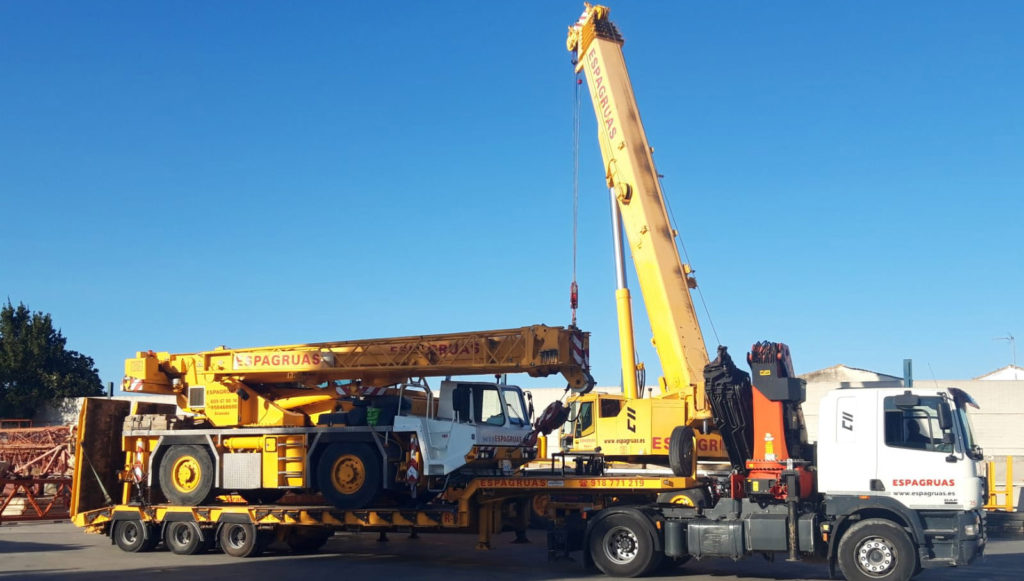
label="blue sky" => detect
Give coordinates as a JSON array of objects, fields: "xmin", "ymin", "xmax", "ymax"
[{"xmin": 2, "ymin": 2, "xmax": 1021, "ymax": 394}]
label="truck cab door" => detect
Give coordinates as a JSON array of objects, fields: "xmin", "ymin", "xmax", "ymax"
[{"xmin": 875, "ymin": 393, "xmax": 970, "ymax": 509}]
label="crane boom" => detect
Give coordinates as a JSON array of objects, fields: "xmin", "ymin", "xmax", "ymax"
[{"xmin": 568, "ymin": 4, "xmax": 708, "ymax": 398}]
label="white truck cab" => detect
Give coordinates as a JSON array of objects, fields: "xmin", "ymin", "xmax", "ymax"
[
  {"xmin": 818, "ymin": 386, "xmax": 984, "ymax": 510},
  {"xmin": 815, "ymin": 386, "xmax": 985, "ymax": 579}
]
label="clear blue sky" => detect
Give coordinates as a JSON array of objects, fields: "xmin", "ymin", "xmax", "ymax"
[{"xmin": 2, "ymin": 2, "xmax": 1021, "ymax": 394}]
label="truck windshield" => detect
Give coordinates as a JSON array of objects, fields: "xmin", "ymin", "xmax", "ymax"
[{"xmin": 501, "ymin": 387, "xmax": 529, "ymax": 427}]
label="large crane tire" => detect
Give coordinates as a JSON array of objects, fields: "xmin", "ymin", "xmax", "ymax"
[
  {"xmin": 668, "ymin": 426, "xmax": 696, "ymax": 477},
  {"xmin": 159, "ymin": 445, "xmax": 215, "ymax": 505},
  {"xmin": 316, "ymin": 442, "xmax": 382, "ymax": 509}
]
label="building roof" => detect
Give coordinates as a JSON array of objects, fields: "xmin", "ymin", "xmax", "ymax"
[
  {"xmin": 798, "ymin": 364, "xmax": 902, "ymax": 384},
  {"xmin": 974, "ymin": 365, "xmax": 1024, "ymax": 380}
]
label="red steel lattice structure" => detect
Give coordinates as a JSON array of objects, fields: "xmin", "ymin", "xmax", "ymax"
[{"xmin": 0, "ymin": 425, "xmax": 74, "ymax": 522}]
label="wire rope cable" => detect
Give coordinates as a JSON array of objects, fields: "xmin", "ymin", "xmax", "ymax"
[{"xmin": 656, "ymin": 172, "xmax": 721, "ymax": 347}]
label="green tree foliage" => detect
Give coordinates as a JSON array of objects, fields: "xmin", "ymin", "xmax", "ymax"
[{"xmin": 0, "ymin": 301, "xmax": 103, "ymax": 418}]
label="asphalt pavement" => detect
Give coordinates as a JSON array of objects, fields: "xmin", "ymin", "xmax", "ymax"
[{"xmin": 0, "ymin": 521, "xmax": 1021, "ymax": 581}]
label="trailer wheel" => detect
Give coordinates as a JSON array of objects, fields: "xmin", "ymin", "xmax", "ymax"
[
  {"xmin": 285, "ymin": 526, "xmax": 333, "ymax": 554},
  {"xmin": 668, "ymin": 426, "xmax": 695, "ymax": 477},
  {"xmin": 218, "ymin": 522, "xmax": 266, "ymax": 558},
  {"xmin": 837, "ymin": 518, "xmax": 916, "ymax": 581},
  {"xmin": 589, "ymin": 512, "xmax": 662, "ymax": 578},
  {"xmin": 316, "ymin": 443, "xmax": 381, "ymax": 509},
  {"xmin": 113, "ymin": 519, "xmax": 158, "ymax": 553},
  {"xmin": 159, "ymin": 445, "xmax": 215, "ymax": 505},
  {"xmin": 164, "ymin": 521, "xmax": 207, "ymax": 555}
]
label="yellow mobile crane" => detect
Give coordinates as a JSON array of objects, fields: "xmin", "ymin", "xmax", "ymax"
[
  {"xmin": 113, "ymin": 325, "xmax": 593, "ymax": 510},
  {"xmin": 563, "ymin": 4, "xmax": 726, "ymax": 474}
]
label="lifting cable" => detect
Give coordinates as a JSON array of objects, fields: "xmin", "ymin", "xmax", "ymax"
[
  {"xmin": 658, "ymin": 174, "xmax": 721, "ymax": 347},
  {"xmin": 570, "ymin": 71, "xmax": 583, "ymax": 327}
]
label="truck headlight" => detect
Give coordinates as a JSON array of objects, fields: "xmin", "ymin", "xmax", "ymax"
[{"xmin": 964, "ymin": 513, "xmax": 981, "ymax": 537}]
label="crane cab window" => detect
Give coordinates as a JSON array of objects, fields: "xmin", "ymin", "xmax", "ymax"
[
  {"xmin": 883, "ymin": 396, "xmax": 953, "ymax": 453},
  {"xmin": 477, "ymin": 386, "xmax": 505, "ymax": 426},
  {"xmin": 600, "ymin": 399, "xmax": 622, "ymax": 418}
]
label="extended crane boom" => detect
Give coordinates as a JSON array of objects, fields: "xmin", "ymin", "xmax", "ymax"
[
  {"xmin": 568, "ymin": 3, "xmax": 708, "ymax": 399},
  {"xmin": 559, "ymin": 4, "xmax": 721, "ymax": 473}
]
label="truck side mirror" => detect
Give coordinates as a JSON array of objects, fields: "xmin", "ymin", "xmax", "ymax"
[
  {"xmin": 938, "ymin": 404, "xmax": 953, "ymax": 431},
  {"xmin": 526, "ymin": 392, "xmax": 535, "ymax": 422}
]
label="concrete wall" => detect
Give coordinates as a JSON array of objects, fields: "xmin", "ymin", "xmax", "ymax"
[{"xmin": 32, "ymin": 395, "xmax": 178, "ymax": 427}]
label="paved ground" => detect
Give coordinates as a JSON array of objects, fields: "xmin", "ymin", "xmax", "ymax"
[{"xmin": 0, "ymin": 521, "xmax": 1020, "ymax": 581}]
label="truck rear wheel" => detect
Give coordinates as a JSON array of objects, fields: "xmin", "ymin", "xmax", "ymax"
[
  {"xmin": 164, "ymin": 521, "xmax": 208, "ymax": 555},
  {"xmin": 113, "ymin": 519, "xmax": 158, "ymax": 553},
  {"xmin": 316, "ymin": 443, "xmax": 381, "ymax": 509},
  {"xmin": 588, "ymin": 512, "xmax": 662, "ymax": 577},
  {"xmin": 668, "ymin": 426, "xmax": 695, "ymax": 477},
  {"xmin": 837, "ymin": 518, "xmax": 916, "ymax": 581},
  {"xmin": 159, "ymin": 445, "xmax": 215, "ymax": 505}
]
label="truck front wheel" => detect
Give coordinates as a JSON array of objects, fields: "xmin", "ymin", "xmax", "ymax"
[
  {"xmin": 588, "ymin": 512, "xmax": 663, "ymax": 578},
  {"xmin": 837, "ymin": 518, "xmax": 917, "ymax": 581},
  {"xmin": 316, "ymin": 443, "xmax": 382, "ymax": 509}
]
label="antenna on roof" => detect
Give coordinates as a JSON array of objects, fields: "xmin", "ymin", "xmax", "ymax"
[{"xmin": 994, "ymin": 333, "xmax": 1017, "ymax": 369}]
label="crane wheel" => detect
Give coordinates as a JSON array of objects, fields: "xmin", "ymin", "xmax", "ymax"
[
  {"xmin": 316, "ymin": 443, "xmax": 382, "ymax": 510},
  {"xmin": 656, "ymin": 488, "xmax": 709, "ymax": 508},
  {"xmin": 239, "ymin": 489, "xmax": 286, "ymax": 505},
  {"xmin": 668, "ymin": 426, "xmax": 696, "ymax": 477},
  {"xmin": 159, "ymin": 445, "xmax": 215, "ymax": 505}
]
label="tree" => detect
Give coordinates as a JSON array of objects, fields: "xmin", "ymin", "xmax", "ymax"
[{"xmin": 0, "ymin": 301, "xmax": 104, "ymax": 418}]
